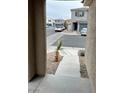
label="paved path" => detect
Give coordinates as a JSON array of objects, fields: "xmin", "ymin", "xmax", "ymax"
[
  {"xmin": 55, "ymin": 56, "xmax": 80, "ymax": 78},
  {"xmin": 29, "ymin": 74, "xmax": 92, "ymax": 93}
]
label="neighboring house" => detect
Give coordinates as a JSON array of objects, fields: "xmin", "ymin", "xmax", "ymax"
[
  {"xmin": 54, "ymin": 19, "xmax": 65, "ymax": 28},
  {"xmin": 70, "ymin": 7, "xmax": 88, "ymax": 32},
  {"xmin": 46, "ymin": 17, "xmax": 55, "ymax": 27}
]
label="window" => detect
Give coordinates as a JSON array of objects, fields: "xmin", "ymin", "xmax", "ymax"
[
  {"xmin": 47, "ymin": 24, "xmax": 52, "ymax": 26},
  {"xmin": 55, "ymin": 20, "xmax": 59, "ymax": 22},
  {"xmin": 79, "ymin": 11, "xmax": 84, "ymax": 17},
  {"xmin": 75, "ymin": 12, "xmax": 78, "ymax": 16}
]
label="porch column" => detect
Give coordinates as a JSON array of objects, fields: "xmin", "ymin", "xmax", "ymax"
[
  {"xmin": 34, "ymin": 0, "xmax": 46, "ymax": 76},
  {"xmin": 28, "ymin": 0, "xmax": 46, "ymax": 81},
  {"xmin": 28, "ymin": 0, "xmax": 36, "ymax": 81}
]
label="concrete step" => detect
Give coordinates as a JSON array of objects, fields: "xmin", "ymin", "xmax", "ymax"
[{"xmin": 34, "ymin": 74, "xmax": 92, "ymax": 93}]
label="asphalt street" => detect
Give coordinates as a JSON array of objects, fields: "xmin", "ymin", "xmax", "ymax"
[
  {"xmin": 46, "ymin": 27, "xmax": 55, "ymax": 36},
  {"xmin": 52, "ymin": 35, "xmax": 86, "ymax": 48}
]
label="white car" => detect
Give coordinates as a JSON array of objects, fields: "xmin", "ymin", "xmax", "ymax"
[
  {"xmin": 62, "ymin": 26, "xmax": 65, "ymax": 30},
  {"xmin": 80, "ymin": 28, "xmax": 87, "ymax": 36},
  {"xmin": 55, "ymin": 27, "xmax": 63, "ymax": 32}
]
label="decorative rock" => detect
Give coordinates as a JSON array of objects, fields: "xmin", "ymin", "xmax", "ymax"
[{"xmin": 78, "ymin": 49, "xmax": 85, "ymax": 56}]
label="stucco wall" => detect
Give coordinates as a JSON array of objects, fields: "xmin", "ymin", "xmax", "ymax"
[
  {"xmin": 28, "ymin": 0, "xmax": 36, "ymax": 81},
  {"xmin": 28, "ymin": 0, "xmax": 46, "ymax": 81},
  {"xmin": 34, "ymin": 0, "xmax": 46, "ymax": 76},
  {"xmin": 85, "ymin": 0, "xmax": 96, "ymax": 93}
]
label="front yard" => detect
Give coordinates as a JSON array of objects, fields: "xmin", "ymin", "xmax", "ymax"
[{"xmin": 47, "ymin": 51, "xmax": 63, "ymax": 74}]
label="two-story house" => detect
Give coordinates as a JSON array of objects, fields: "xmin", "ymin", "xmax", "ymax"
[
  {"xmin": 46, "ymin": 17, "xmax": 55, "ymax": 27},
  {"xmin": 71, "ymin": 7, "xmax": 88, "ymax": 32},
  {"xmin": 54, "ymin": 19, "xmax": 65, "ymax": 28}
]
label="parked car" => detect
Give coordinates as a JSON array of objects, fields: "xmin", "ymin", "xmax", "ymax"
[
  {"xmin": 55, "ymin": 27, "xmax": 64, "ymax": 32},
  {"xmin": 80, "ymin": 28, "xmax": 87, "ymax": 36},
  {"xmin": 62, "ymin": 26, "xmax": 65, "ymax": 30}
]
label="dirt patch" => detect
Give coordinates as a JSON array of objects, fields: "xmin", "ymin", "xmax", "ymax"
[
  {"xmin": 79, "ymin": 56, "xmax": 89, "ymax": 78},
  {"xmin": 47, "ymin": 51, "xmax": 63, "ymax": 74}
]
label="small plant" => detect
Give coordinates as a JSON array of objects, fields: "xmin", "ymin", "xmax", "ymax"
[
  {"xmin": 56, "ymin": 40, "xmax": 62, "ymax": 51},
  {"xmin": 55, "ymin": 40, "xmax": 62, "ymax": 62}
]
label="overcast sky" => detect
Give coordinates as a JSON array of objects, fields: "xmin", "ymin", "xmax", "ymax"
[{"xmin": 46, "ymin": 0, "xmax": 83, "ymax": 19}]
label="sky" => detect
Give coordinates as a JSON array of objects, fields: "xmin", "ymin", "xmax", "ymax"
[{"xmin": 46, "ymin": 0, "xmax": 83, "ymax": 19}]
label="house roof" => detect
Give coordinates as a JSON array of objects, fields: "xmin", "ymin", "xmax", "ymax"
[{"xmin": 71, "ymin": 7, "xmax": 89, "ymax": 11}]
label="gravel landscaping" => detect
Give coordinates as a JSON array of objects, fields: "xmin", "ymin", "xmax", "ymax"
[
  {"xmin": 79, "ymin": 56, "xmax": 89, "ymax": 78},
  {"xmin": 78, "ymin": 50, "xmax": 89, "ymax": 78},
  {"xmin": 47, "ymin": 51, "xmax": 63, "ymax": 74}
]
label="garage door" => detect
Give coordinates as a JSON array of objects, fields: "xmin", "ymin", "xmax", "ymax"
[{"xmin": 79, "ymin": 23, "xmax": 87, "ymax": 32}]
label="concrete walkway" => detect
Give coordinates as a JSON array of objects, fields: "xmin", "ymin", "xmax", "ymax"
[
  {"xmin": 29, "ymin": 74, "xmax": 92, "ymax": 93},
  {"xmin": 55, "ymin": 56, "xmax": 80, "ymax": 78}
]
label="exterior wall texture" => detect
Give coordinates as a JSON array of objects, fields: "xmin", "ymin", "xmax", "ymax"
[
  {"xmin": 84, "ymin": 0, "xmax": 96, "ymax": 93},
  {"xmin": 28, "ymin": 0, "xmax": 36, "ymax": 81},
  {"xmin": 28, "ymin": 0, "xmax": 46, "ymax": 81},
  {"xmin": 34, "ymin": 0, "xmax": 46, "ymax": 76}
]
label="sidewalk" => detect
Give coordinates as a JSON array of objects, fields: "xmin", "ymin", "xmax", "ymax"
[{"xmin": 55, "ymin": 55, "xmax": 80, "ymax": 78}]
